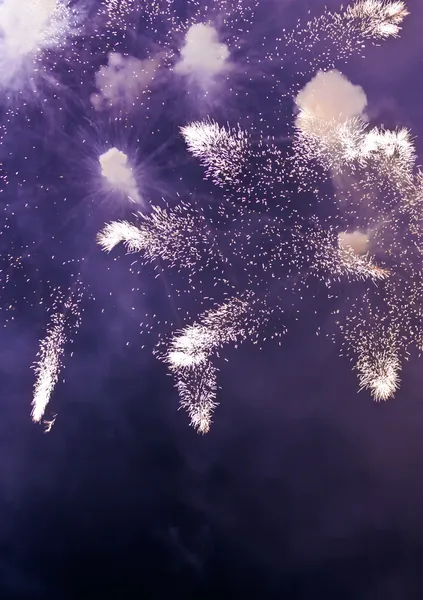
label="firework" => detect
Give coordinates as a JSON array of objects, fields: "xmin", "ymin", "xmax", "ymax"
[
  {"xmin": 345, "ymin": 0, "xmax": 409, "ymax": 39},
  {"xmin": 32, "ymin": 310, "xmax": 66, "ymax": 423},
  {"xmin": 181, "ymin": 119, "xmax": 250, "ymax": 188},
  {"xmin": 176, "ymin": 361, "xmax": 218, "ymax": 434},
  {"xmin": 319, "ymin": 230, "xmax": 389, "ymax": 283},
  {"xmin": 360, "ymin": 127, "xmax": 415, "ymax": 177},
  {"xmin": 0, "ymin": 0, "xmax": 73, "ymax": 91},
  {"xmin": 163, "ymin": 293, "xmax": 275, "ymax": 432},
  {"xmin": 97, "ymin": 203, "xmax": 216, "ymax": 269},
  {"xmin": 31, "ymin": 285, "xmax": 82, "ymax": 424},
  {"xmin": 181, "ymin": 119, "xmax": 290, "ymax": 207},
  {"xmin": 357, "ymin": 348, "xmax": 401, "ymax": 401},
  {"xmin": 294, "ymin": 112, "xmax": 367, "ymax": 173},
  {"xmin": 267, "ymin": 0, "xmax": 408, "ymax": 96},
  {"xmin": 1, "ymin": 0, "xmax": 414, "ymax": 435},
  {"xmin": 294, "ymin": 72, "xmax": 414, "ymax": 202}
]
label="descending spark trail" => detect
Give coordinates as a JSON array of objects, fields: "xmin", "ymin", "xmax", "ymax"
[
  {"xmin": 357, "ymin": 348, "xmax": 401, "ymax": 401},
  {"xmin": 176, "ymin": 361, "xmax": 218, "ymax": 434},
  {"xmin": 163, "ymin": 294, "xmax": 266, "ymax": 433},
  {"xmin": 31, "ymin": 311, "xmax": 66, "ymax": 423},
  {"xmin": 31, "ymin": 286, "xmax": 83, "ymax": 425}
]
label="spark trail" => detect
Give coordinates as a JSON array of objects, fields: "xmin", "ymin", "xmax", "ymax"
[
  {"xmin": 31, "ymin": 285, "xmax": 83, "ymax": 425},
  {"xmin": 266, "ymin": 1, "xmax": 408, "ymax": 95},
  {"xmin": 164, "ymin": 294, "xmax": 262, "ymax": 433},
  {"xmin": 97, "ymin": 203, "xmax": 217, "ymax": 269},
  {"xmin": 31, "ymin": 311, "xmax": 66, "ymax": 423}
]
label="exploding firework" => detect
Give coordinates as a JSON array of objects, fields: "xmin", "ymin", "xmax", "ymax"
[
  {"xmin": 0, "ymin": 0, "xmax": 76, "ymax": 92},
  {"xmin": 0, "ymin": 0, "xmax": 417, "ymax": 435},
  {"xmin": 346, "ymin": 0, "xmax": 409, "ymax": 39}
]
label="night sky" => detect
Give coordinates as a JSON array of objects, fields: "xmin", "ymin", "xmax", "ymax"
[{"xmin": 1, "ymin": 0, "xmax": 423, "ymax": 598}]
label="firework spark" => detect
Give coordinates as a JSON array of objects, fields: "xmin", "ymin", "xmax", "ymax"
[
  {"xmin": 97, "ymin": 203, "xmax": 215, "ymax": 269},
  {"xmin": 181, "ymin": 119, "xmax": 249, "ymax": 188},
  {"xmin": 31, "ymin": 286, "xmax": 82, "ymax": 424},
  {"xmin": 346, "ymin": 0, "xmax": 409, "ymax": 39},
  {"xmin": 163, "ymin": 294, "xmax": 274, "ymax": 432},
  {"xmin": 357, "ymin": 348, "xmax": 401, "ymax": 401},
  {"xmin": 176, "ymin": 361, "xmax": 218, "ymax": 434},
  {"xmin": 31, "ymin": 311, "xmax": 66, "ymax": 423},
  {"xmin": 267, "ymin": 0, "xmax": 409, "ymax": 97}
]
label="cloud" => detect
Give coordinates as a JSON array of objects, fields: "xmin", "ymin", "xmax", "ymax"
[
  {"xmin": 90, "ymin": 52, "xmax": 158, "ymax": 112},
  {"xmin": 338, "ymin": 230, "xmax": 370, "ymax": 255},
  {"xmin": 295, "ymin": 70, "xmax": 368, "ymax": 124},
  {"xmin": 175, "ymin": 23, "xmax": 230, "ymax": 83}
]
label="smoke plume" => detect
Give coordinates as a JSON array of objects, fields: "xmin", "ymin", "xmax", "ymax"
[
  {"xmin": 90, "ymin": 52, "xmax": 158, "ymax": 112},
  {"xmin": 338, "ymin": 230, "xmax": 370, "ymax": 255},
  {"xmin": 175, "ymin": 23, "xmax": 230, "ymax": 85}
]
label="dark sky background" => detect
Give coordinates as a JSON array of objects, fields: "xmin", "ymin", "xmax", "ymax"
[{"xmin": 1, "ymin": 0, "xmax": 423, "ymax": 598}]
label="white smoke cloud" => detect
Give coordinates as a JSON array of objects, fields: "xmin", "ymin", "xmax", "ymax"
[
  {"xmin": 175, "ymin": 23, "xmax": 230, "ymax": 84},
  {"xmin": 90, "ymin": 52, "xmax": 158, "ymax": 112},
  {"xmin": 295, "ymin": 70, "xmax": 368, "ymax": 124},
  {"xmin": 338, "ymin": 230, "xmax": 370, "ymax": 255},
  {"xmin": 99, "ymin": 148, "xmax": 141, "ymax": 204},
  {"xmin": 0, "ymin": 0, "xmax": 71, "ymax": 90}
]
